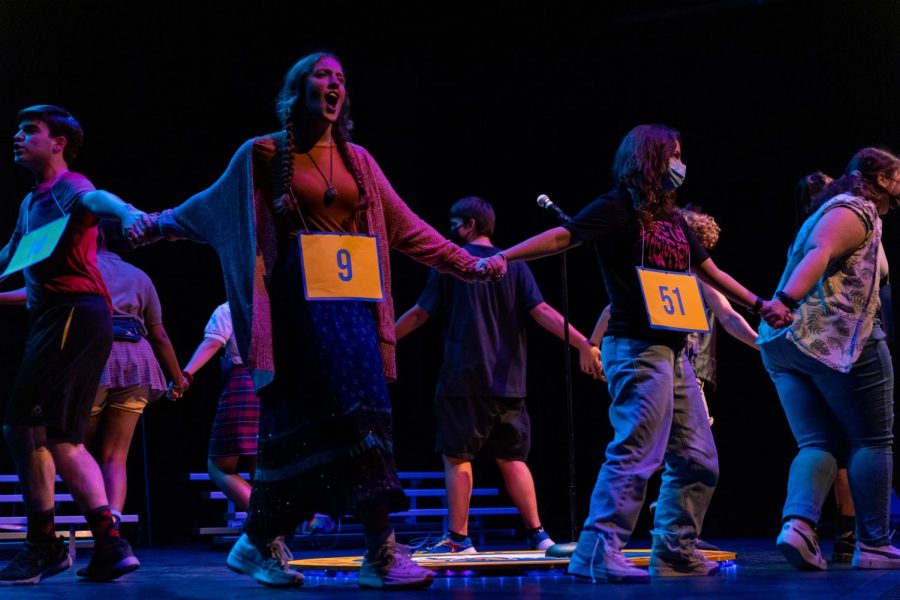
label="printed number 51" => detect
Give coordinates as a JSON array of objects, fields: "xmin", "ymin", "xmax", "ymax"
[{"xmin": 658, "ymin": 285, "xmax": 685, "ymax": 315}]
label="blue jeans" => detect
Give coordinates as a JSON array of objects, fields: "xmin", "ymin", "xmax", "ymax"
[
  {"xmin": 582, "ymin": 336, "xmax": 719, "ymax": 554},
  {"xmin": 760, "ymin": 334, "xmax": 894, "ymax": 546}
]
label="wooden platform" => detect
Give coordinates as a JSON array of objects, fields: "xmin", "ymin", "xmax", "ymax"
[{"xmin": 289, "ymin": 548, "xmax": 738, "ymax": 573}]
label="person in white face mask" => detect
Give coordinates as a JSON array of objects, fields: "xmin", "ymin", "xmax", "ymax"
[{"xmin": 476, "ymin": 124, "xmax": 764, "ymax": 583}]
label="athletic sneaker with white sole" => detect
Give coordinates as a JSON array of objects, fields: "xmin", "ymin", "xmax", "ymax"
[
  {"xmin": 852, "ymin": 542, "xmax": 900, "ymax": 569},
  {"xmin": 566, "ymin": 530, "xmax": 650, "ymax": 583},
  {"xmin": 358, "ymin": 533, "xmax": 434, "ymax": 589},
  {"xmin": 776, "ymin": 519, "xmax": 826, "ymax": 571},
  {"xmin": 649, "ymin": 548, "xmax": 720, "ymax": 576},
  {"xmin": 226, "ymin": 533, "xmax": 303, "ymax": 587}
]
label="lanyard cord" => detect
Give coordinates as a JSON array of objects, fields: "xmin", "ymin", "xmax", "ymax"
[
  {"xmin": 289, "ymin": 188, "xmax": 311, "ymax": 234},
  {"xmin": 25, "ymin": 170, "xmax": 69, "ymax": 234}
]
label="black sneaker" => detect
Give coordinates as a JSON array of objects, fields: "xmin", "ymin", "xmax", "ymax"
[
  {"xmin": 0, "ymin": 538, "xmax": 72, "ymax": 585},
  {"xmin": 77, "ymin": 537, "xmax": 140, "ymax": 581},
  {"xmin": 832, "ymin": 530, "xmax": 855, "ymax": 564}
]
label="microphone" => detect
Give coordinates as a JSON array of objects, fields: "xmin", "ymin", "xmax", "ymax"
[{"xmin": 536, "ymin": 194, "xmax": 571, "ymax": 224}]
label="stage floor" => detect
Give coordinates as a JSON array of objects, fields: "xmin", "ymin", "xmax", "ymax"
[{"xmin": 2, "ymin": 538, "xmax": 899, "ymax": 599}]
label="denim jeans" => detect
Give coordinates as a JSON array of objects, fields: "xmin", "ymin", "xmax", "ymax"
[
  {"xmin": 581, "ymin": 336, "xmax": 719, "ymax": 554},
  {"xmin": 761, "ymin": 333, "xmax": 894, "ymax": 546}
]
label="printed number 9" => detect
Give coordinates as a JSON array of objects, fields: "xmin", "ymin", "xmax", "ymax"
[{"xmin": 337, "ymin": 249, "xmax": 353, "ymax": 281}]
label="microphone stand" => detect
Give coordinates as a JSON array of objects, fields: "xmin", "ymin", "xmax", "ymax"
[
  {"xmin": 559, "ymin": 244, "xmax": 578, "ymax": 542},
  {"xmin": 542, "ymin": 203, "xmax": 603, "ymax": 543}
]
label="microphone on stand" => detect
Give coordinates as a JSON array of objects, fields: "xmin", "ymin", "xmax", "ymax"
[{"xmin": 536, "ymin": 194, "xmax": 572, "ymax": 224}]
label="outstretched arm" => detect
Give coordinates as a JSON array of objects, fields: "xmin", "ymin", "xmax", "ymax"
[
  {"xmin": 529, "ymin": 302, "xmax": 603, "ymax": 380},
  {"xmin": 701, "ymin": 282, "xmax": 758, "ymax": 350},
  {"xmin": 395, "ymin": 305, "xmax": 431, "ymax": 341},
  {"xmin": 694, "ymin": 257, "xmax": 761, "ymax": 312},
  {"xmin": 0, "ymin": 287, "xmax": 26, "ymax": 306},
  {"xmin": 478, "ymin": 227, "xmax": 577, "ymax": 279},
  {"xmin": 82, "ymin": 190, "xmax": 153, "ymax": 238}
]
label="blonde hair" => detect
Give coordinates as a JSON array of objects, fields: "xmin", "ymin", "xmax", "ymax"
[{"xmin": 680, "ymin": 207, "xmax": 720, "ymax": 250}]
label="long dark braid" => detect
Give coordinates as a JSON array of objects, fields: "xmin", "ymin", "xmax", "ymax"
[
  {"xmin": 274, "ymin": 121, "xmax": 299, "ymax": 221},
  {"xmin": 333, "ymin": 126, "xmax": 368, "ymax": 211}
]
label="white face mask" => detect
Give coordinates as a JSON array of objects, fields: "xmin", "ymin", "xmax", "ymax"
[{"xmin": 666, "ymin": 157, "xmax": 687, "ymax": 190}]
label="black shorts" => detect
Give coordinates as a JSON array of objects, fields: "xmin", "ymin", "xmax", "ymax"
[
  {"xmin": 5, "ymin": 294, "xmax": 112, "ymax": 444},
  {"xmin": 434, "ymin": 395, "xmax": 530, "ymax": 461}
]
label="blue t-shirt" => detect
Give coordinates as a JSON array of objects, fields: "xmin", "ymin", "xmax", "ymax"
[{"xmin": 417, "ymin": 243, "xmax": 543, "ymax": 398}]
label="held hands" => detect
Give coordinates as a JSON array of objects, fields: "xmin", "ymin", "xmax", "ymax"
[
  {"xmin": 124, "ymin": 211, "xmax": 161, "ymax": 247},
  {"xmin": 760, "ymin": 298, "xmax": 794, "ymax": 329},
  {"xmin": 579, "ymin": 343, "xmax": 606, "ymax": 382},
  {"xmin": 166, "ymin": 371, "xmax": 192, "ymax": 401},
  {"xmin": 474, "ymin": 253, "xmax": 508, "ymax": 281}
]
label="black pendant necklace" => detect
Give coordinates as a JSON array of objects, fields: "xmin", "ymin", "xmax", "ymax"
[{"xmin": 307, "ymin": 144, "xmax": 338, "ymax": 207}]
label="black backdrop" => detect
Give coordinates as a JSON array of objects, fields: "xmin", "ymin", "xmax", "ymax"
[{"xmin": 0, "ymin": 0, "xmax": 897, "ymax": 543}]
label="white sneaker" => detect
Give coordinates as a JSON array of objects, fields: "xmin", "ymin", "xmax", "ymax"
[
  {"xmin": 852, "ymin": 542, "xmax": 900, "ymax": 569},
  {"xmin": 776, "ymin": 519, "xmax": 826, "ymax": 571},
  {"xmin": 567, "ymin": 530, "xmax": 649, "ymax": 583},
  {"xmin": 226, "ymin": 534, "xmax": 303, "ymax": 587}
]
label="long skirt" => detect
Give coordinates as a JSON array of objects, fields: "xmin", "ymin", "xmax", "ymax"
[{"xmin": 244, "ymin": 244, "xmax": 406, "ymax": 538}]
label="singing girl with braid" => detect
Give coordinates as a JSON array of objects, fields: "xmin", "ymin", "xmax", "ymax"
[{"xmin": 135, "ymin": 52, "xmax": 483, "ymax": 589}]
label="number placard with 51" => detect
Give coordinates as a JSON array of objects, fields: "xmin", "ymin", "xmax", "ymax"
[{"xmin": 635, "ymin": 267, "xmax": 710, "ymax": 333}]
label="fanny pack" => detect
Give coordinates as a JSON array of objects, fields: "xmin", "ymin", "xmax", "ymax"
[{"xmin": 112, "ymin": 315, "xmax": 144, "ymax": 342}]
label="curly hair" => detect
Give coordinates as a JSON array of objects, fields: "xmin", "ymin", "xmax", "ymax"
[
  {"xmin": 273, "ymin": 52, "xmax": 366, "ymax": 222},
  {"xmin": 680, "ymin": 206, "xmax": 720, "ymax": 251},
  {"xmin": 612, "ymin": 124, "xmax": 681, "ymax": 227},
  {"xmin": 813, "ymin": 147, "xmax": 900, "ymax": 210}
]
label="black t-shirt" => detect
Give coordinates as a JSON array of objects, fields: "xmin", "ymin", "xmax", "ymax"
[
  {"xmin": 417, "ymin": 243, "xmax": 544, "ymax": 397},
  {"xmin": 563, "ymin": 188, "xmax": 709, "ymax": 348}
]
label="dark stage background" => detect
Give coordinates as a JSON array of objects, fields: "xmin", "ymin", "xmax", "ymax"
[{"xmin": 0, "ymin": 0, "xmax": 897, "ymax": 543}]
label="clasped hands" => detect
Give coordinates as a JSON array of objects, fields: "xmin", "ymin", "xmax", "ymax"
[
  {"xmin": 121, "ymin": 210, "xmax": 161, "ymax": 247},
  {"xmin": 759, "ymin": 297, "xmax": 794, "ymax": 329},
  {"xmin": 473, "ymin": 253, "xmax": 508, "ymax": 281}
]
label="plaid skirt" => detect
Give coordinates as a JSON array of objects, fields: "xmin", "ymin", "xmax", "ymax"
[{"xmin": 208, "ymin": 365, "xmax": 260, "ymax": 458}]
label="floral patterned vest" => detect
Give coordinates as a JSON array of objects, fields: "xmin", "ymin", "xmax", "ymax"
[{"xmin": 759, "ymin": 194, "xmax": 882, "ymax": 373}]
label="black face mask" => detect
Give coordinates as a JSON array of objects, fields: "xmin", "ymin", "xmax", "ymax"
[{"xmin": 448, "ymin": 218, "xmax": 468, "ymax": 243}]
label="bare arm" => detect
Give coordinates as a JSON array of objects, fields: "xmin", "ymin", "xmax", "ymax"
[
  {"xmin": 182, "ymin": 337, "xmax": 226, "ymax": 377},
  {"xmin": 694, "ymin": 257, "xmax": 761, "ymax": 311},
  {"xmin": 590, "ymin": 304, "xmax": 611, "ymax": 346},
  {"xmin": 700, "ymin": 282, "xmax": 758, "ymax": 350},
  {"xmin": 504, "ymin": 227, "xmax": 577, "ymax": 262},
  {"xmin": 478, "ymin": 227, "xmax": 577, "ymax": 279},
  {"xmin": 529, "ymin": 302, "xmax": 603, "ymax": 380},
  {"xmin": 146, "ymin": 322, "xmax": 189, "ymax": 397},
  {"xmin": 763, "ymin": 207, "xmax": 868, "ymax": 325},
  {"xmin": 82, "ymin": 190, "xmax": 153, "ymax": 236},
  {"xmin": 781, "ymin": 207, "xmax": 867, "ymax": 302},
  {"xmin": 395, "ymin": 305, "xmax": 431, "ymax": 341},
  {"xmin": 0, "ymin": 287, "xmax": 26, "ymax": 305}
]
